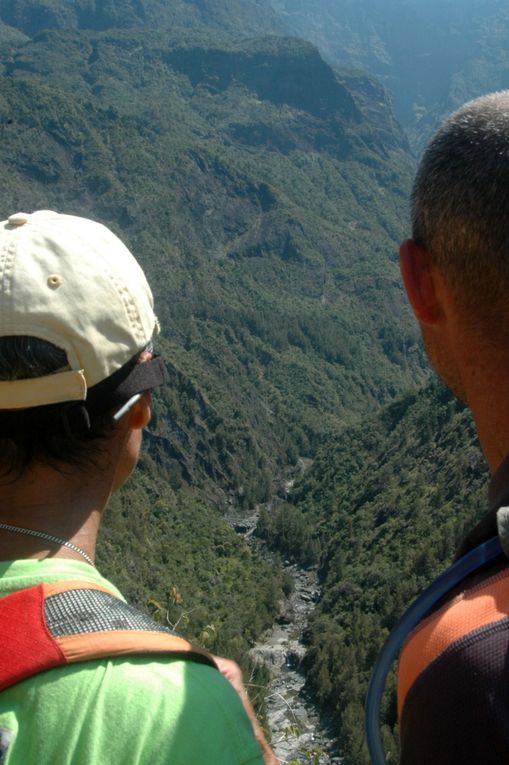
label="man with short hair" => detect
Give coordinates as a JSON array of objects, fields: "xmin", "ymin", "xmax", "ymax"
[
  {"xmin": 397, "ymin": 91, "xmax": 509, "ymax": 763},
  {"xmin": 0, "ymin": 210, "xmax": 275, "ymax": 764}
]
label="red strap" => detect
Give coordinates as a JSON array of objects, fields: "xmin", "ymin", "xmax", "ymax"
[
  {"xmin": 0, "ymin": 582, "xmax": 217, "ymax": 692},
  {"xmin": 0, "ymin": 584, "xmax": 66, "ymax": 691}
]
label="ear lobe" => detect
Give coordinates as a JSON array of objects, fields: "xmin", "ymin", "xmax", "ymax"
[
  {"xmin": 399, "ymin": 239, "xmax": 442, "ymax": 324},
  {"xmin": 127, "ymin": 392, "xmax": 152, "ymax": 430}
]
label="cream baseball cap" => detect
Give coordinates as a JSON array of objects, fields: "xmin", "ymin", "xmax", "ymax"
[{"xmin": 0, "ymin": 210, "xmax": 162, "ymax": 409}]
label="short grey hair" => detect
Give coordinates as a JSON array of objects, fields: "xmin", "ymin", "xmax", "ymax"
[{"xmin": 412, "ymin": 90, "xmax": 509, "ymax": 313}]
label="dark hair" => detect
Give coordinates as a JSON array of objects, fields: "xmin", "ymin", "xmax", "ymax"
[
  {"xmin": 0, "ymin": 336, "xmax": 134, "ymax": 475},
  {"xmin": 412, "ymin": 90, "xmax": 509, "ymax": 321}
]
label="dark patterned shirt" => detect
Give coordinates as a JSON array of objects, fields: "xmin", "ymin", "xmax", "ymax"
[{"xmin": 398, "ymin": 454, "xmax": 509, "ymax": 764}]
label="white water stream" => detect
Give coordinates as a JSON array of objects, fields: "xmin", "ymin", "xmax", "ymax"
[{"xmin": 229, "ymin": 507, "xmax": 342, "ymax": 764}]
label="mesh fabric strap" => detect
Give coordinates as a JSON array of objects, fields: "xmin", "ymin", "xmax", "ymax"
[{"xmin": 0, "ymin": 580, "xmax": 216, "ymax": 691}]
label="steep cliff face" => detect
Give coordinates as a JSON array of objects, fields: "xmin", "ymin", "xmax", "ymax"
[
  {"xmin": 164, "ymin": 39, "xmax": 362, "ymax": 161},
  {"xmin": 336, "ymin": 70, "xmax": 409, "ymax": 155},
  {"xmin": 166, "ymin": 40, "xmax": 360, "ymax": 121}
]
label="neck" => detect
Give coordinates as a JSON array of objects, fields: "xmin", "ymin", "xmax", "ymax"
[
  {"xmin": 461, "ymin": 346, "xmax": 509, "ymax": 473},
  {"xmin": 0, "ymin": 461, "xmax": 112, "ymax": 564}
]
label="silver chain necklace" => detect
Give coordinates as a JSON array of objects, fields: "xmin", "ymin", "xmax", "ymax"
[{"xmin": 0, "ymin": 522, "xmax": 95, "ymax": 567}]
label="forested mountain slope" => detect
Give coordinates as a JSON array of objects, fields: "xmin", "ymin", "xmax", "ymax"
[
  {"xmin": 0, "ymin": 2, "xmax": 496, "ymax": 761},
  {"xmin": 0, "ymin": 1, "xmax": 427, "ymax": 713},
  {"xmin": 0, "ymin": 23, "xmax": 422, "ymax": 506},
  {"xmin": 272, "ymin": 0, "xmax": 509, "ymax": 151},
  {"xmin": 259, "ymin": 380, "xmax": 489, "ymax": 762}
]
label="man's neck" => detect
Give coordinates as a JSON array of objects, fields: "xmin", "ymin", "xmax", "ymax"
[
  {"xmin": 0, "ymin": 461, "xmax": 112, "ymax": 564},
  {"xmin": 461, "ymin": 350, "xmax": 509, "ymax": 473}
]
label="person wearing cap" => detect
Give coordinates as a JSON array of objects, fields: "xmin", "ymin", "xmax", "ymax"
[
  {"xmin": 0, "ymin": 211, "xmax": 275, "ymax": 764},
  {"xmin": 395, "ymin": 91, "xmax": 509, "ymax": 763}
]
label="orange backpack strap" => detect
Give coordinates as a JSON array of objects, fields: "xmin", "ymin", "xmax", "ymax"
[
  {"xmin": 0, "ymin": 580, "xmax": 217, "ymax": 691},
  {"xmin": 398, "ymin": 566, "xmax": 509, "ymax": 720}
]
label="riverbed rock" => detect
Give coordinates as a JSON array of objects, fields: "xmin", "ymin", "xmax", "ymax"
[{"xmin": 228, "ymin": 504, "xmax": 342, "ymax": 763}]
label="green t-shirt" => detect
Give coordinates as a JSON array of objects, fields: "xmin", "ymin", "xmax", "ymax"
[{"xmin": 0, "ymin": 559, "xmax": 264, "ymax": 765}]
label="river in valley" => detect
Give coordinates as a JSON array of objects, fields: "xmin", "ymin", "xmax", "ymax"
[{"xmin": 228, "ymin": 507, "xmax": 342, "ymax": 764}]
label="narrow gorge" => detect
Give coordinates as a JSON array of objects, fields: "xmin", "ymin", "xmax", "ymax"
[{"xmin": 230, "ymin": 505, "xmax": 342, "ymax": 764}]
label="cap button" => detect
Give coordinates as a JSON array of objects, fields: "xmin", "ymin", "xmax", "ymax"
[{"xmin": 8, "ymin": 212, "xmax": 30, "ymax": 226}]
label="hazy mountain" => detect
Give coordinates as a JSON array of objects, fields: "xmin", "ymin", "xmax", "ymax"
[{"xmin": 272, "ymin": 0, "xmax": 509, "ymax": 151}]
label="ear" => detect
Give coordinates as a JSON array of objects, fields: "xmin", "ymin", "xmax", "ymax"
[
  {"xmin": 126, "ymin": 392, "xmax": 152, "ymax": 430},
  {"xmin": 399, "ymin": 239, "xmax": 443, "ymax": 325}
]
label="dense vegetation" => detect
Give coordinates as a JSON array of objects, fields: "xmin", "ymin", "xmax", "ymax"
[
  {"xmin": 0, "ymin": 2, "xmax": 494, "ymax": 761},
  {"xmin": 0, "ymin": 0, "xmax": 278, "ymax": 37},
  {"xmin": 259, "ymin": 380, "xmax": 489, "ymax": 762},
  {"xmin": 0, "ymin": 11, "xmax": 424, "ymax": 518},
  {"xmin": 0, "ymin": 0, "xmax": 424, "ymax": 737},
  {"xmin": 98, "ymin": 454, "xmax": 282, "ymax": 674}
]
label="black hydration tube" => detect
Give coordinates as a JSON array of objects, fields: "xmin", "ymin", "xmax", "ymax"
[{"xmin": 365, "ymin": 535, "xmax": 504, "ymax": 764}]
